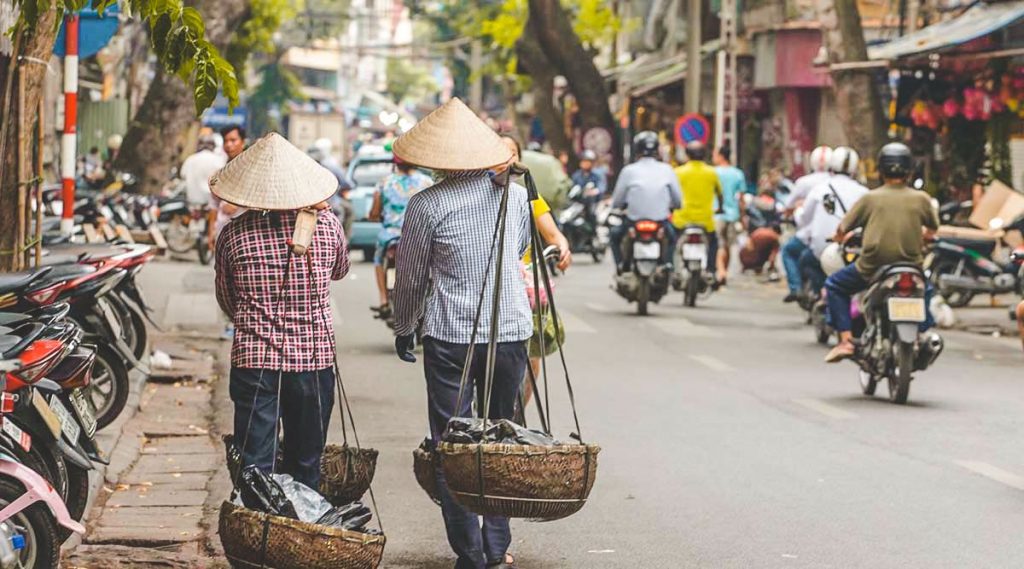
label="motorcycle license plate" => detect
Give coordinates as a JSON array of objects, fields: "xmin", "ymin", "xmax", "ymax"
[
  {"xmin": 69, "ymin": 389, "xmax": 97, "ymax": 439},
  {"xmin": 1, "ymin": 418, "xmax": 30, "ymax": 452},
  {"xmin": 682, "ymin": 244, "xmax": 705, "ymax": 261},
  {"xmin": 888, "ymin": 297, "xmax": 926, "ymax": 322},
  {"xmin": 98, "ymin": 299, "xmax": 123, "ymax": 339},
  {"xmin": 49, "ymin": 395, "xmax": 81, "ymax": 445},
  {"xmin": 633, "ymin": 242, "xmax": 661, "ymax": 260}
]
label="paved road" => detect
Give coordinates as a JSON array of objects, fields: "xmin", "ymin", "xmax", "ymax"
[{"xmin": 330, "ymin": 256, "xmax": 1023, "ymax": 569}]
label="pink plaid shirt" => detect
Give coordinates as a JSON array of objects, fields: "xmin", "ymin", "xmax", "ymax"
[{"xmin": 215, "ymin": 209, "xmax": 349, "ymax": 372}]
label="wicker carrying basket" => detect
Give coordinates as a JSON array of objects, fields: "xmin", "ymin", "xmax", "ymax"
[
  {"xmin": 437, "ymin": 442, "xmax": 600, "ymax": 521},
  {"xmin": 224, "ymin": 435, "xmax": 377, "ymax": 506},
  {"xmin": 412, "ymin": 441, "xmax": 441, "ymax": 506},
  {"xmin": 219, "ymin": 501, "xmax": 385, "ymax": 569}
]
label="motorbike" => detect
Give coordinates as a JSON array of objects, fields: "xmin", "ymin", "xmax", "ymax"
[
  {"xmin": 672, "ymin": 224, "xmax": 714, "ymax": 307},
  {"xmin": 925, "ymin": 213, "xmax": 1024, "ymax": 308},
  {"xmin": 611, "ymin": 214, "xmax": 670, "ymax": 316},
  {"xmin": 846, "ymin": 263, "xmax": 943, "ymax": 404},
  {"xmin": 558, "ymin": 183, "xmax": 609, "ymax": 263},
  {"xmin": 163, "ymin": 202, "xmax": 211, "ymax": 265},
  {"xmin": 374, "ymin": 237, "xmax": 400, "ymax": 329}
]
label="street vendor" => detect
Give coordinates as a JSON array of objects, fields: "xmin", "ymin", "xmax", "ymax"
[
  {"xmin": 212, "ymin": 133, "xmax": 350, "ymax": 490},
  {"xmin": 392, "ymin": 98, "xmax": 531, "ymax": 569}
]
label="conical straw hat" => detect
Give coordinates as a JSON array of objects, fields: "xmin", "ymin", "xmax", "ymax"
[
  {"xmin": 210, "ymin": 132, "xmax": 339, "ymax": 211},
  {"xmin": 393, "ymin": 98, "xmax": 513, "ymax": 171}
]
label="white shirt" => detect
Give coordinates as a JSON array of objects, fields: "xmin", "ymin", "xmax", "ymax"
[
  {"xmin": 181, "ymin": 149, "xmax": 226, "ymax": 206},
  {"xmin": 799, "ymin": 174, "xmax": 869, "ymax": 257},
  {"xmin": 788, "ymin": 171, "xmax": 831, "ymax": 242}
]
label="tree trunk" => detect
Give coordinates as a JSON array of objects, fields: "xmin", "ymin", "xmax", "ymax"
[
  {"xmin": 526, "ymin": 0, "xmax": 622, "ymax": 174},
  {"xmin": 114, "ymin": 0, "xmax": 249, "ymax": 194},
  {"xmin": 0, "ymin": 10, "xmax": 60, "ymax": 271},
  {"xmin": 516, "ymin": 33, "xmax": 572, "ymax": 159},
  {"xmin": 817, "ymin": 0, "xmax": 887, "ymax": 173}
]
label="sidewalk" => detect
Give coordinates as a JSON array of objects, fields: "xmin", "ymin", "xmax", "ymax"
[{"xmin": 64, "ymin": 259, "xmax": 230, "ymax": 568}]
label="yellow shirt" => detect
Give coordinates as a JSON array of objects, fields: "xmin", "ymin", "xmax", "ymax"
[
  {"xmin": 672, "ymin": 161, "xmax": 721, "ymax": 231},
  {"xmin": 522, "ymin": 197, "xmax": 551, "ymax": 264}
]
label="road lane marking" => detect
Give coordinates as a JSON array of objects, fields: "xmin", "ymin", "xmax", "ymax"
[
  {"xmin": 648, "ymin": 317, "xmax": 722, "ymax": 338},
  {"xmin": 792, "ymin": 398, "xmax": 856, "ymax": 419},
  {"xmin": 554, "ymin": 309, "xmax": 596, "ymax": 333},
  {"xmin": 954, "ymin": 461, "xmax": 1024, "ymax": 491},
  {"xmin": 585, "ymin": 302, "xmax": 616, "ymax": 314},
  {"xmin": 689, "ymin": 354, "xmax": 735, "ymax": 372}
]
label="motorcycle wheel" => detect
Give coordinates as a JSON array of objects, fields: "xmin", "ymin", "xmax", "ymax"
[
  {"xmin": 62, "ymin": 463, "xmax": 90, "ymax": 537},
  {"xmin": 197, "ymin": 236, "xmax": 211, "ymax": 265},
  {"xmin": 0, "ymin": 476, "xmax": 60, "ymax": 569},
  {"xmin": 815, "ymin": 321, "xmax": 830, "ymax": 345},
  {"xmin": 637, "ymin": 278, "xmax": 650, "ymax": 316},
  {"xmin": 859, "ymin": 370, "xmax": 879, "ymax": 396},
  {"xmin": 108, "ymin": 293, "xmax": 149, "ymax": 363},
  {"xmin": 164, "ymin": 216, "xmax": 194, "ymax": 254},
  {"xmin": 888, "ymin": 334, "xmax": 914, "ymax": 405},
  {"xmin": 684, "ymin": 276, "xmax": 699, "ymax": 307},
  {"xmin": 6, "ymin": 442, "xmax": 68, "ymax": 503},
  {"xmin": 930, "ymin": 258, "xmax": 976, "ymax": 308},
  {"xmin": 89, "ymin": 344, "xmax": 131, "ymax": 430}
]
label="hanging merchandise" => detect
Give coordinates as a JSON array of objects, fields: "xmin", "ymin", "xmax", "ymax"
[
  {"xmin": 435, "ymin": 165, "xmax": 601, "ymax": 523},
  {"xmin": 217, "ymin": 201, "xmax": 385, "ymax": 569}
]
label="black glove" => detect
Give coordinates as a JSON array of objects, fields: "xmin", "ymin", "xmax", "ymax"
[{"xmin": 395, "ymin": 334, "xmax": 417, "ymax": 363}]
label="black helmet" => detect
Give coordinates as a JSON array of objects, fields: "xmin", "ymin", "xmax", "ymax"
[
  {"xmin": 877, "ymin": 142, "xmax": 913, "ymax": 179},
  {"xmin": 685, "ymin": 141, "xmax": 707, "ymax": 162},
  {"xmin": 633, "ymin": 131, "xmax": 659, "ymax": 159}
]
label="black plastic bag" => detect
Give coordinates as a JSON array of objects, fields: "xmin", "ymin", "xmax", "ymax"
[
  {"xmin": 442, "ymin": 418, "xmax": 560, "ymax": 446},
  {"xmin": 238, "ymin": 465, "xmax": 299, "ymax": 520},
  {"xmin": 316, "ymin": 501, "xmax": 372, "ymax": 531}
]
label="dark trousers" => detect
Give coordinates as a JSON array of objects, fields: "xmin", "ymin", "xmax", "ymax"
[
  {"xmin": 229, "ymin": 366, "xmax": 335, "ymax": 489},
  {"xmin": 782, "ymin": 236, "xmax": 809, "ymax": 293},
  {"xmin": 799, "ymin": 248, "xmax": 827, "ymax": 292},
  {"xmin": 423, "ymin": 337, "xmax": 528, "ymax": 569}
]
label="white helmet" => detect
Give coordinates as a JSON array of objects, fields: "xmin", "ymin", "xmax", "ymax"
[
  {"xmin": 829, "ymin": 146, "xmax": 860, "ymax": 176},
  {"xmin": 820, "ymin": 242, "xmax": 846, "ymax": 276},
  {"xmin": 313, "ymin": 137, "xmax": 333, "ymax": 154},
  {"xmin": 808, "ymin": 146, "xmax": 833, "ymax": 173}
]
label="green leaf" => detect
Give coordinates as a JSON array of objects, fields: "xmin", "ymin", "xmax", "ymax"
[
  {"xmin": 151, "ymin": 13, "xmax": 171, "ymax": 55},
  {"xmin": 181, "ymin": 7, "xmax": 204, "ymax": 36},
  {"xmin": 194, "ymin": 58, "xmax": 218, "ymax": 115}
]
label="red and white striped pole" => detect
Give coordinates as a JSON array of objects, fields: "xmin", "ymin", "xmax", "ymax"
[{"xmin": 60, "ymin": 13, "xmax": 79, "ymax": 236}]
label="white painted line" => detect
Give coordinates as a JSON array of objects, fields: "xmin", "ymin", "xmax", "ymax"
[
  {"xmin": 689, "ymin": 354, "xmax": 735, "ymax": 372},
  {"xmin": 648, "ymin": 317, "xmax": 722, "ymax": 338},
  {"xmin": 791, "ymin": 398, "xmax": 856, "ymax": 419},
  {"xmin": 954, "ymin": 461, "xmax": 1024, "ymax": 491},
  {"xmin": 555, "ymin": 309, "xmax": 596, "ymax": 333},
  {"xmin": 584, "ymin": 302, "xmax": 615, "ymax": 314}
]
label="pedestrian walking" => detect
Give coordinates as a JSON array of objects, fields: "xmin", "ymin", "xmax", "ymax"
[
  {"xmin": 212, "ymin": 133, "xmax": 350, "ymax": 490},
  {"xmin": 391, "ymin": 98, "xmax": 530, "ymax": 569}
]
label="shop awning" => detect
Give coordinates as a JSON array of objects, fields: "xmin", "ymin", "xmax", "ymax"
[
  {"xmin": 610, "ymin": 40, "xmax": 720, "ymax": 97},
  {"xmin": 869, "ymin": 0, "xmax": 1024, "ymax": 61}
]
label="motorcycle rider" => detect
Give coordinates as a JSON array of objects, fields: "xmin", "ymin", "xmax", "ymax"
[
  {"xmin": 368, "ymin": 155, "xmax": 433, "ymax": 316},
  {"xmin": 673, "ymin": 141, "xmax": 724, "ymax": 282},
  {"xmin": 824, "ymin": 142, "xmax": 940, "ymax": 363},
  {"xmin": 609, "ymin": 131, "xmax": 683, "ymax": 273},
  {"xmin": 571, "ymin": 149, "xmax": 608, "ymax": 197},
  {"xmin": 782, "ymin": 146, "xmax": 833, "ymax": 302},
  {"xmin": 797, "ymin": 147, "xmax": 868, "ymax": 293}
]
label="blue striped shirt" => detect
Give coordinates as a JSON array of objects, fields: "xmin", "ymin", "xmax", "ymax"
[{"xmin": 393, "ymin": 172, "xmax": 533, "ymax": 344}]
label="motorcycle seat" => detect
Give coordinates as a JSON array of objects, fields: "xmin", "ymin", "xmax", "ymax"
[
  {"xmin": 0, "ymin": 267, "xmax": 53, "ymax": 294},
  {"xmin": 38, "ymin": 253, "xmax": 88, "ymax": 266},
  {"xmin": 40, "ymin": 263, "xmax": 96, "ymax": 282},
  {"xmin": 938, "ymin": 237, "xmax": 997, "ymax": 258}
]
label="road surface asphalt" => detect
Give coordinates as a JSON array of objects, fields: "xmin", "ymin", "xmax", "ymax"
[{"xmin": 327, "ymin": 256, "xmax": 1022, "ymax": 569}]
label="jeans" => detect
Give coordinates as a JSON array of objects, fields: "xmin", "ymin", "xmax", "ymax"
[
  {"xmin": 422, "ymin": 337, "xmax": 528, "ymax": 569},
  {"xmin": 798, "ymin": 248, "xmax": 827, "ymax": 292},
  {"xmin": 825, "ymin": 264, "xmax": 935, "ymax": 334},
  {"xmin": 782, "ymin": 236, "xmax": 809, "ymax": 293},
  {"xmin": 610, "ymin": 220, "xmax": 676, "ymax": 268},
  {"xmin": 229, "ymin": 367, "xmax": 335, "ymax": 489}
]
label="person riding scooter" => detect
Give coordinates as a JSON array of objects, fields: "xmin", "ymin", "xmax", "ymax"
[
  {"xmin": 782, "ymin": 146, "xmax": 833, "ymax": 302},
  {"xmin": 673, "ymin": 142, "xmax": 724, "ymax": 283},
  {"xmin": 609, "ymin": 132, "xmax": 682, "ymax": 274},
  {"xmin": 798, "ymin": 147, "xmax": 868, "ymax": 294},
  {"xmin": 571, "ymin": 149, "xmax": 608, "ymax": 199},
  {"xmin": 824, "ymin": 142, "xmax": 940, "ymax": 363}
]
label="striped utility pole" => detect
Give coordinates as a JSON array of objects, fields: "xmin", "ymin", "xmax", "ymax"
[{"xmin": 60, "ymin": 13, "xmax": 79, "ymax": 236}]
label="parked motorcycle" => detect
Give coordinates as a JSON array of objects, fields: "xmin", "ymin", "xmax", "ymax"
[
  {"xmin": 926, "ymin": 213, "xmax": 1024, "ymax": 307},
  {"xmin": 558, "ymin": 183, "xmax": 608, "ymax": 263},
  {"xmin": 672, "ymin": 224, "xmax": 714, "ymax": 307},
  {"xmin": 847, "ymin": 264, "xmax": 943, "ymax": 404},
  {"xmin": 612, "ymin": 214, "xmax": 669, "ymax": 316}
]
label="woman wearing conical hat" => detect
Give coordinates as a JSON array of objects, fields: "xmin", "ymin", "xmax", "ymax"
[
  {"xmin": 211, "ymin": 133, "xmax": 348, "ymax": 490},
  {"xmin": 391, "ymin": 98, "xmax": 530, "ymax": 569}
]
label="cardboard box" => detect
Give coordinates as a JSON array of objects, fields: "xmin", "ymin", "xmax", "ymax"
[{"xmin": 969, "ymin": 180, "xmax": 1024, "ymax": 231}]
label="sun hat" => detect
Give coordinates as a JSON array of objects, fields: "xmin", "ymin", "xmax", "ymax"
[
  {"xmin": 210, "ymin": 132, "xmax": 339, "ymax": 211},
  {"xmin": 392, "ymin": 98, "xmax": 513, "ymax": 171}
]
